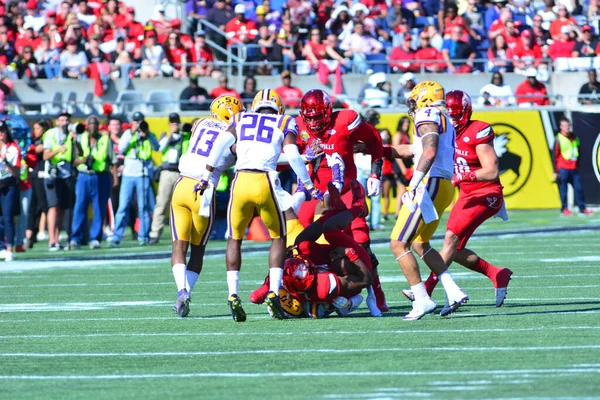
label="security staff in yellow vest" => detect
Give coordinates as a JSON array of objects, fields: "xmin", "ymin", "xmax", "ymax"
[
  {"xmin": 149, "ymin": 113, "xmax": 190, "ymax": 244},
  {"xmin": 553, "ymin": 117, "xmax": 594, "ymax": 216},
  {"xmin": 70, "ymin": 116, "xmax": 118, "ymax": 249},
  {"xmin": 42, "ymin": 110, "xmax": 83, "ymax": 251},
  {"xmin": 108, "ymin": 112, "xmax": 159, "ymax": 246}
]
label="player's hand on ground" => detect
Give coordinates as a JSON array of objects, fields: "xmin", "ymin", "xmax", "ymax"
[{"xmin": 367, "ymin": 173, "xmax": 381, "ymax": 196}]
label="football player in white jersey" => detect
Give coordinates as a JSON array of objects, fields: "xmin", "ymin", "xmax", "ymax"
[
  {"xmin": 170, "ymin": 95, "xmax": 243, "ymax": 317},
  {"xmin": 199, "ymin": 89, "xmax": 323, "ymax": 322},
  {"xmin": 389, "ymin": 81, "xmax": 468, "ymax": 320}
]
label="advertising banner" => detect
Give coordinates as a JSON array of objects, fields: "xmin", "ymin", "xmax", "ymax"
[{"xmin": 570, "ymin": 112, "xmax": 600, "ymax": 204}]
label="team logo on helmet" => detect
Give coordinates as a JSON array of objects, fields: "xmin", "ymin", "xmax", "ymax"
[
  {"xmin": 492, "ymin": 123, "xmax": 533, "ymax": 197},
  {"xmin": 300, "ymin": 130, "xmax": 310, "ymax": 142}
]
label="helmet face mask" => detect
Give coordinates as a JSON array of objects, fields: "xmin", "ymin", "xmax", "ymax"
[
  {"xmin": 445, "ymin": 90, "xmax": 472, "ymax": 128},
  {"xmin": 210, "ymin": 95, "xmax": 244, "ymax": 123},
  {"xmin": 300, "ymin": 89, "xmax": 332, "ymax": 135},
  {"xmin": 282, "ymin": 256, "xmax": 315, "ymax": 294}
]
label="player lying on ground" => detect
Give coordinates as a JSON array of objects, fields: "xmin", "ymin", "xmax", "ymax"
[
  {"xmin": 170, "ymin": 95, "xmax": 243, "ymax": 317},
  {"xmin": 390, "ymin": 80, "xmax": 469, "ymax": 321},
  {"xmin": 295, "ymin": 89, "xmax": 390, "ymax": 312},
  {"xmin": 402, "ymin": 90, "xmax": 513, "ymax": 308},
  {"xmin": 199, "ymin": 89, "xmax": 323, "ymax": 322},
  {"xmin": 254, "ymin": 182, "xmax": 378, "ymax": 318}
]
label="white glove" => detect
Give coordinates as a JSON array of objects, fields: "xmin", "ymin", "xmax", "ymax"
[
  {"xmin": 367, "ymin": 173, "xmax": 381, "ymax": 196},
  {"xmin": 401, "ymin": 186, "xmax": 419, "ymax": 213}
]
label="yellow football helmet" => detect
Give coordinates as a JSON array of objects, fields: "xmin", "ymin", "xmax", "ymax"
[
  {"xmin": 210, "ymin": 95, "xmax": 244, "ymax": 123},
  {"xmin": 251, "ymin": 89, "xmax": 285, "ymax": 114},
  {"xmin": 407, "ymin": 81, "xmax": 445, "ymax": 114}
]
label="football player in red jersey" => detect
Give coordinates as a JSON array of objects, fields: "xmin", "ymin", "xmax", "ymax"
[
  {"xmin": 295, "ymin": 89, "xmax": 389, "ymax": 312},
  {"xmin": 405, "ymin": 90, "xmax": 513, "ymax": 307}
]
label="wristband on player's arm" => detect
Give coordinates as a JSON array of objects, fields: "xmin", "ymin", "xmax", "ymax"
[
  {"xmin": 408, "ymin": 170, "xmax": 425, "ymax": 189},
  {"xmin": 370, "ymin": 158, "xmax": 383, "ymax": 178},
  {"xmin": 345, "ymin": 248, "xmax": 360, "ymax": 262}
]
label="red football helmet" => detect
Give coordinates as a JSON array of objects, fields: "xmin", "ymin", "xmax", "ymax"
[
  {"xmin": 446, "ymin": 90, "xmax": 472, "ymax": 129},
  {"xmin": 282, "ymin": 256, "xmax": 315, "ymax": 295},
  {"xmin": 299, "ymin": 89, "xmax": 332, "ymax": 135}
]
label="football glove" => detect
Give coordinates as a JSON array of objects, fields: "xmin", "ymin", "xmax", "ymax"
[
  {"xmin": 307, "ymin": 185, "xmax": 324, "ymax": 202},
  {"xmin": 194, "ymin": 180, "xmax": 209, "ymax": 199},
  {"xmin": 366, "ymin": 173, "xmax": 381, "ymax": 197},
  {"xmin": 301, "ymin": 140, "xmax": 324, "ymax": 164},
  {"xmin": 401, "ymin": 185, "xmax": 419, "ymax": 213}
]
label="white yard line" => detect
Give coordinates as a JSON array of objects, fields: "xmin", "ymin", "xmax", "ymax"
[
  {"xmin": 0, "ymin": 326, "xmax": 599, "ymax": 340},
  {"xmin": 0, "ymin": 367, "xmax": 598, "ymax": 380}
]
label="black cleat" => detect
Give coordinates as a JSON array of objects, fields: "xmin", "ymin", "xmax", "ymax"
[
  {"xmin": 265, "ymin": 291, "xmax": 287, "ymax": 320},
  {"xmin": 228, "ymin": 294, "xmax": 247, "ymax": 322}
]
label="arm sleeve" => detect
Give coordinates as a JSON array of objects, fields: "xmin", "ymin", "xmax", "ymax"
[{"xmin": 283, "ymin": 144, "xmax": 311, "ymax": 185}]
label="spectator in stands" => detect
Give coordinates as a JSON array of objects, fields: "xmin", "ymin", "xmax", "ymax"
[
  {"xmin": 210, "ymin": 75, "xmax": 241, "ymax": 99},
  {"xmin": 508, "ymin": 0, "xmax": 535, "ymax": 25},
  {"xmin": 339, "ymin": 21, "xmax": 383, "ymax": 74},
  {"xmin": 254, "ymin": 26, "xmax": 286, "ymax": 75},
  {"xmin": 504, "ymin": 20, "xmax": 521, "ymax": 49},
  {"xmin": 25, "ymin": 119, "xmax": 50, "ymax": 250},
  {"xmin": 0, "ymin": 26, "xmax": 16, "ymax": 65},
  {"xmin": 324, "ymin": 33, "xmax": 351, "ymax": 73},
  {"xmin": 108, "ymin": 113, "xmax": 159, "ymax": 247},
  {"xmin": 573, "ymin": 25, "xmax": 598, "ymax": 57},
  {"xmin": 387, "ymin": 3, "xmax": 414, "ymax": 37},
  {"xmin": 553, "ymin": 117, "xmax": 594, "ymax": 216},
  {"xmin": 24, "ymin": 0, "xmax": 46, "ymax": 33},
  {"xmin": 443, "ymin": 4, "xmax": 481, "ymax": 42},
  {"xmin": 85, "ymin": 34, "xmax": 107, "ymax": 63},
  {"xmin": 442, "ymin": 25, "xmax": 476, "ymax": 73},
  {"xmin": 186, "ymin": 0, "xmax": 205, "ymax": 37},
  {"xmin": 478, "ymin": 72, "xmax": 516, "ymax": 106},
  {"xmin": 415, "ymin": 31, "xmax": 446, "ymax": 72},
  {"xmin": 485, "ymin": 0, "xmax": 507, "ymax": 31},
  {"xmin": 60, "ymin": 38, "xmax": 89, "ymax": 79},
  {"xmin": 150, "ymin": 5, "xmax": 171, "ymax": 36},
  {"xmin": 254, "ymin": 5, "xmax": 267, "ymax": 26},
  {"xmin": 303, "ymin": 28, "xmax": 327, "ymax": 70},
  {"xmin": 389, "ymin": 34, "xmax": 417, "ymax": 73},
  {"xmin": 578, "ymin": 69, "xmax": 600, "ymax": 104},
  {"xmin": 14, "ymin": 45, "xmax": 39, "ymax": 82},
  {"xmin": 139, "ymin": 30, "xmax": 167, "ymax": 78},
  {"xmin": 515, "ymin": 68, "xmax": 550, "ymax": 106},
  {"xmin": 76, "ymin": 0, "xmax": 97, "ymax": 28},
  {"xmin": 274, "ymin": 70, "xmax": 303, "ymax": 109},
  {"xmin": 43, "ymin": 110, "xmax": 80, "ymax": 251},
  {"xmin": 360, "ymin": 72, "xmax": 391, "ymax": 108},
  {"xmin": 532, "ymin": 13, "xmax": 551, "ymax": 49},
  {"xmin": 548, "ymin": 25, "xmax": 576, "ymax": 59},
  {"xmin": 70, "ymin": 115, "xmax": 116, "ymax": 250},
  {"xmin": 179, "ymin": 76, "xmax": 210, "ymax": 111},
  {"xmin": 511, "ymin": 30, "xmax": 543, "ymax": 72},
  {"xmin": 189, "ymin": 30, "xmax": 214, "ymax": 77},
  {"xmin": 164, "ymin": 32, "xmax": 188, "ymax": 79},
  {"xmin": 207, "ymin": 0, "xmax": 232, "ymax": 60},
  {"xmin": 549, "ymin": 5, "xmax": 577, "ymax": 40},
  {"xmin": 226, "ymin": 4, "xmax": 258, "ymax": 47},
  {"xmin": 489, "ymin": 7, "xmax": 513, "ymax": 40},
  {"xmin": 397, "ymin": 72, "xmax": 418, "ymax": 105},
  {"xmin": 537, "ymin": 0, "xmax": 558, "ymax": 31},
  {"xmin": 149, "ymin": 113, "xmax": 189, "ymax": 245},
  {"xmin": 0, "ymin": 121, "xmax": 22, "ymax": 261},
  {"xmin": 46, "ymin": 24, "xmax": 64, "ymax": 50},
  {"xmin": 488, "ymin": 34, "xmax": 513, "ymax": 72},
  {"xmin": 15, "ymin": 26, "xmax": 41, "ymax": 55},
  {"xmin": 240, "ymin": 75, "xmax": 258, "ymax": 108}
]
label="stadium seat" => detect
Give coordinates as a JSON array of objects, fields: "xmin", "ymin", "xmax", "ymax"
[
  {"xmin": 41, "ymin": 91, "xmax": 63, "ymax": 115},
  {"xmin": 64, "ymin": 91, "xmax": 78, "ymax": 115},
  {"xmin": 80, "ymin": 91, "xmax": 97, "ymax": 115},
  {"xmin": 115, "ymin": 90, "xmax": 144, "ymax": 113},
  {"xmin": 144, "ymin": 90, "xmax": 176, "ymax": 113}
]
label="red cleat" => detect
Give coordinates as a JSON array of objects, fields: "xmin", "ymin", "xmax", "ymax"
[
  {"xmin": 582, "ymin": 208, "xmax": 594, "ymax": 216},
  {"xmin": 326, "ymin": 182, "xmax": 347, "ymax": 211},
  {"xmin": 249, "ymin": 276, "xmax": 270, "ymax": 304},
  {"xmin": 349, "ymin": 180, "xmax": 368, "ymax": 218},
  {"xmin": 561, "ymin": 208, "xmax": 573, "ymax": 216},
  {"xmin": 494, "ymin": 268, "xmax": 513, "ymax": 289},
  {"xmin": 372, "ymin": 275, "xmax": 389, "ymax": 312}
]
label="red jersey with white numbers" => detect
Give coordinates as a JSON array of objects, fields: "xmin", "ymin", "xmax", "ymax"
[
  {"xmin": 295, "ymin": 110, "xmax": 383, "ymax": 193},
  {"xmin": 454, "ymin": 120, "xmax": 503, "ymax": 195}
]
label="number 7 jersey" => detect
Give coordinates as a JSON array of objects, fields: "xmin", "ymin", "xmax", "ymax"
[
  {"xmin": 178, "ymin": 117, "xmax": 236, "ymax": 188},
  {"xmin": 231, "ymin": 113, "xmax": 297, "ymax": 172}
]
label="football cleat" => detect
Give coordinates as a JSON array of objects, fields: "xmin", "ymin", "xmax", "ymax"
[
  {"xmin": 175, "ymin": 289, "xmax": 191, "ymax": 318},
  {"xmin": 326, "ymin": 182, "xmax": 346, "ymax": 211},
  {"xmin": 228, "ymin": 294, "xmax": 247, "ymax": 322},
  {"xmin": 495, "ymin": 268, "xmax": 513, "ymax": 307},
  {"xmin": 265, "ymin": 291, "xmax": 286, "ymax": 320},
  {"xmin": 372, "ymin": 276, "xmax": 389, "ymax": 312},
  {"xmin": 439, "ymin": 289, "xmax": 469, "ymax": 317},
  {"xmin": 402, "ymin": 289, "xmax": 415, "ymax": 302},
  {"xmin": 366, "ymin": 286, "xmax": 382, "ymax": 317},
  {"xmin": 349, "ymin": 180, "xmax": 368, "ymax": 218},
  {"xmin": 249, "ymin": 277, "xmax": 270, "ymax": 304},
  {"xmin": 561, "ymin": 208, "xmax": 573, "ymax": 216},
  {"xmin": 403, "ymin": 297, "xmax": 437, "ymax": 321}
]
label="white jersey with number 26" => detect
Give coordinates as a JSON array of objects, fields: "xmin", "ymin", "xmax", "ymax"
[
  {"xmin": 178, "ymin": 117, "xmax": 236, "ymax": 189},
  {"xmin": 412, "ymin": 106, "xmax": 455, "ymax": 180},
  {"xmin": 231, "ymin": 113, "xmax": 297, "ymax": 173}
]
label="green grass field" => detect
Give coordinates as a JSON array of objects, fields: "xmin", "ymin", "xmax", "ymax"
[{"xmin": 1, "ymin": 210, "xmax": 599, "ymax": 399}]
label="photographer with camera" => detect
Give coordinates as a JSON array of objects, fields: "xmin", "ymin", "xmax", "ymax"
[
  {"xmin": 42, "ymin": 110, "xmax": 83, "ymax": 251},
  {"xmin": 148, "ymin": 113, "xmax": 190, "ymax": 245},
  {"xmin": 0, "ymin": 121, "xmax": 22, "ymax": 261},
  {"xmin": 108, "ymin": 112, "xmax": 159, "ymax": 246},
  {"xmin": 70, "ymin": 115, "xmax": 118, "ymax": 249}
]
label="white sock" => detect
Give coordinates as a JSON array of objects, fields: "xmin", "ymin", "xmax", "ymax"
[
  {"xmin": 291, "ymin": 192, "xmax": 306, "ymax": 214},
  {"xmin": 227, "ymin": 270, "xmax": 239, "ymax": 297},
  {"xmin": 185, "ymin": 270, "xmax": 199, "ymax": 294},
  {"xmin": 172, "ymin": 264, "xmax": 186, "ymax": 292},
  {"xmin": 269, "ymin": 267, "xmax": 283, "ymax": 294},
  {"xmin": 438, "ymin": 270, "xmax": 460, "ymax": 293},
  {"xmin": 411, "ymin": 282, "xmax": 429, "ymax": 301}
]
